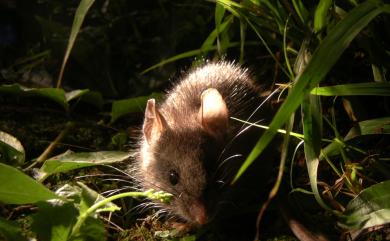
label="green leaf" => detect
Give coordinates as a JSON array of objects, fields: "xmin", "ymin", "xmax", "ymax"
[
  {"xmin": 321, "ymin": 117, "xmax": 390, "ymax": 159},
  {"xmin": 65, "ymin": 89, "xmax": 90, "ymax": 102},
  {"xmin": 78, "ymin": 182, "xmax": 119, "ymax": 214},
  {"xmin": 0, "ymin": 131, "xmax": 25, "ymax": 165},
  {"xmin": 0, "ymin": 84, "xmax": 103, "ymax": 110},
  {"xmin": 30, "ymin": 88, "xmax": 68, "ymax": 108},
  {"xmin": 57, "ymin": 0, "xmax": 95, "ymax": 88},
  {"xmin": 110, "ymin": 93, "xmax": 162, "ymax": 123},
  {"xmin": 48, "ymin": 183, "xmax": 116, "ymax": 241},
  {"xmin": 302, "ymin": 94, "xmax": 331, "ymax": 210},
  {"xmin": 215, "ymin": 2, "xmax": 226, "ymax": 26},
  {"xmin": 233, "ymin": 0, "xmax": 387, "ymax": 182},
  {"xmin": 78, "ymin": 91, "xmax": 104, "ymax": 109},
  {"xmin": 67, "ymin": 183, "xmax": 115, "ymax": 241},
  {"xmin": 0, "ymin": 217, "xmax": 28, "ymax": 241},
  {"xmin": 65, "ymin": 89, "xmax": 104, "ymax": 109},
  {"xmin": 0, "ymin": 163, "xmax": 58, "ymax": 204},
  {"xmin": 70, "ymin": 189, "xmax": 173, "ymax": 240},
  {"xmin": 38, "ymin": 150, "xmax": 132, "ymax": 181},
  {"xmin": 311, "ymin": 82, "xmax": 390, "ymax": 96},
  {"xmin": 71, "ymin": 216, "xmax": 106, "ymax": 241},
  {"xmin": 292, "ymin": 0, "xmax": 309, "ymax": 23},
  {"xmin": 31, "ymin": 202, "xmax": 78, "ymax": 241},
  {"xmin": 345, "ymin": 117, "xmax": 390, "ymax": 140},
  {"xmin": 339, "ymin": 180, "xmax": 390, "ymax": 230},
  {"xmin": 314, "ymin": 0, "xmax": 333, "ymax": 33},
  {"xmin": 140, "ymin": 41, "xmax": 260, "ymax": 74},
  {"xmin": 201, "ymin": 15, "xmax": 233, "ymax": 52},
  {"xmin": 0, "ymin": 84, "xmax": 68, "ymax": 109},
  {"xmin": 247, "ymin": 0, "xmax": 285, "ymax": 31}
]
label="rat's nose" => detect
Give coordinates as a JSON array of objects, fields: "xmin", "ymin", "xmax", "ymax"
[{"xmin": 190, "ymin": 201, "xmax": 208, "ymax": 225}]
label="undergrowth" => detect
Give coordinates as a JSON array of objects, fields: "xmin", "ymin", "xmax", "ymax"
[{"xmin": 0, "ymin": 0, "xmax": 389, "ymax": 240}]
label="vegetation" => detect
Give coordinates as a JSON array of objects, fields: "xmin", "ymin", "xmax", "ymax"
[{"xmin": 0, "ymin": 0, "xmax": 389, "ymax": 240}]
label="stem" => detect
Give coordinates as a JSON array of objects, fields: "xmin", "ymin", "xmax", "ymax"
[
  {"xmin": 321, "ymin": 150, "xmax": 342, "ymax": 177},
  {"xmin": 24, "ymin": 121, "xmax": 75, "ymax": 172},
  {"xmin": 70, "ymin": 192, "xmax": 142, "ymax": 238},
  {"xmin": 254, "ymin": 113, "xmax": 294, "ymax": 241},
  {"xmin": 69, "ymin": 190, "xmax": 172, "ymax": 239}
]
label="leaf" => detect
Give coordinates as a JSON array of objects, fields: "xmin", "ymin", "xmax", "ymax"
[
  {"xmin": 140, "ymin": 42, "xmax": 248, "ymax": 74},
  {"xmin": 31, "ymin": 202, "xmax": 78, "ymax": 241},
  {"xmin": 78, "ymin": 91, "xmax": 104, "ymax": 109},
  {"xmin": 0, "ymin": 131, "xmax": 25, "ymax": 165},
  {"xmin": 110, "ymin": 93, "xmax": 162, "ymax": 123},
  {"xmin": 345, "ymin": 117, "xmax": 390, "ymax": 140},
  {"xmin": 215, "ymin": 2, "xmax": 226, "ymax": 26},
  {"xmin": 70, "ymin": 183, "xmax": 123, "ymax": 240},
  {"xmin": 321, "ymin": 117, "xmax": 390, "ymax": 159},
  {"xmin": 302, "ymin": 94, "xmax": 331, "ymax": 210},
  {"xmin": 30, "ymin": 88, "xmax": 68, "ymax": 108},
  {"xmin": 72, "ymin": 216, "xmax": 106, "ymax": 241},
  {"xmin": 233, "ymin": 0, "xmax": 387, "ymax": 182},
  {"xmin": 78, "ymin": 182, "xmax": 119, "ymax": 214},
  {"xmin": 38, "ymin": 151, "xmax": 132, "ymax": 181},
  {"xmin": 0, "ymin": 163, "xmax": 58, "ymax": 204},
  {"xmin": 0, "ymin": 84, "xmax": 104, "ymax": 109},
  {"xmin": 314, "ymin": 0, "xmax": 333, "ymax": 33},
  {"xmin": 57, "ymin": 0, "xmax": 95, "ymax": 88},
  {"xmin": 65, "ymin": 89, "xmax": 104, "ymax": 109},
  {"xmin": 65, "ymin": 89, "xmax": 90, "ymax": 102},
  {"xmin": 201, "ymin": 15, "xmax": 233, "ymax": 52},
  {"xmin": 311, "ymin": 82, "xmax": 390, "ymax": 96},
  {"xmin": 0, "ymin": 84, "xmax": 68, "ymax": 109},
  {"xmin": 45, "ymin": 183, "xmax": 116, "ymax": 241},
  {"xmin": 0, "ymin": 217, "xmax": 28, "ymax": 241},
  {"xmin": 292, "ymin": 0, "xmax": 309, "ymax": 23},
  {"xmin": 339, "ymin": 180, "xmax": 390, "ymax": 230}
]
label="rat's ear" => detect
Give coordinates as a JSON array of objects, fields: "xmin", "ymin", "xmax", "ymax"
[
  {"xmin": 198, "ymin": 88, "xmax": 228, "ymax": 138},
  {"xmin": 143, "ymin": 99, "xmax": 167, "ymax": 144}
]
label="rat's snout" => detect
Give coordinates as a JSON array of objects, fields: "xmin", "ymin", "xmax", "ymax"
[{"xmin": 189, "ymin": 201, "xmax": 208, "ymax": 225}]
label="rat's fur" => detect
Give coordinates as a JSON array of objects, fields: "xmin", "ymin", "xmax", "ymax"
[{"xmin": 134, "ymin": 61, "xmax": 274, "ymax": 226}]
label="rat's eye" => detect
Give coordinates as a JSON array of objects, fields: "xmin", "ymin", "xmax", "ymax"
[{"xmin": 169, "ymin": 169, "xmax": 179, "ymax": 185}]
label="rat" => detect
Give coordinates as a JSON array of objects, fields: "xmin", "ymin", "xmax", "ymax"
[{"xmin": 134, "ymin": 61, "xmax": 276, "ymax": 227}]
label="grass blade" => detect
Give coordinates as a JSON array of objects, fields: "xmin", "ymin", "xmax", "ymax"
[
  {"xmin": 141, "ymin": 42, "xmax": 251, "ymax": 74},
  {"xmin": 56, "ymin": 0, "xmax": 95, "ymax": 88},
  {"xmin": 201, "ymin": 15, "xmax": 233, "ymax": 52},
  {"xmin": 314, "ymin": 0, "xmax": 333, "ymax": 33},
  {"xmin": 302, "ymin": 94, "xmax": 331, "ymax": 210},
  {"xmin": 233, "ymin": 0, "xmax": 387, "ymax": 182},
  {"xmin": 292, "ymin": 0, "xmax": 309, "ymax": 23},
  {"xmin": 311, "ymin": 82, "xmax": 390, "ymax": 96}
]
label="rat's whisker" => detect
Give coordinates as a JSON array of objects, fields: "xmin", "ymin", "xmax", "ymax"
[
  {"xmin": 217, "ymin": 154, "xmax": 242, "ymax": 170},
  {"xmin": 101, "ymin": 178, "xmax": 134, "ymax": 185},
  {"xmin": 75, "ymin": 173, "xmax": 130, "ymax": 179},
  {"xmin": 217, "ymin": 120, "xmax": 262, "ymax": 163},
  {"xmin": 102, "ymin": 164, "xmax": 136, "ymax": 179},
  {"xmin": 240, "ymin": 86, "xmax": 280, "ymax": 130},
  {"xmin": 102, "ymin": 186, "xmax": 134, "ymax": 196}
]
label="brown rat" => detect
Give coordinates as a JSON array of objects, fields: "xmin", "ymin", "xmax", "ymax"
[{"xmin": 134, "ymin": 61, "xmax": 275, "ymax": 227}]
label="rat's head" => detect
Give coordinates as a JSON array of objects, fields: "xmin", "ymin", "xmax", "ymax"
[{"xmin": 138, "ymin": 88, "xmax": 228, "ymax": 226}]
